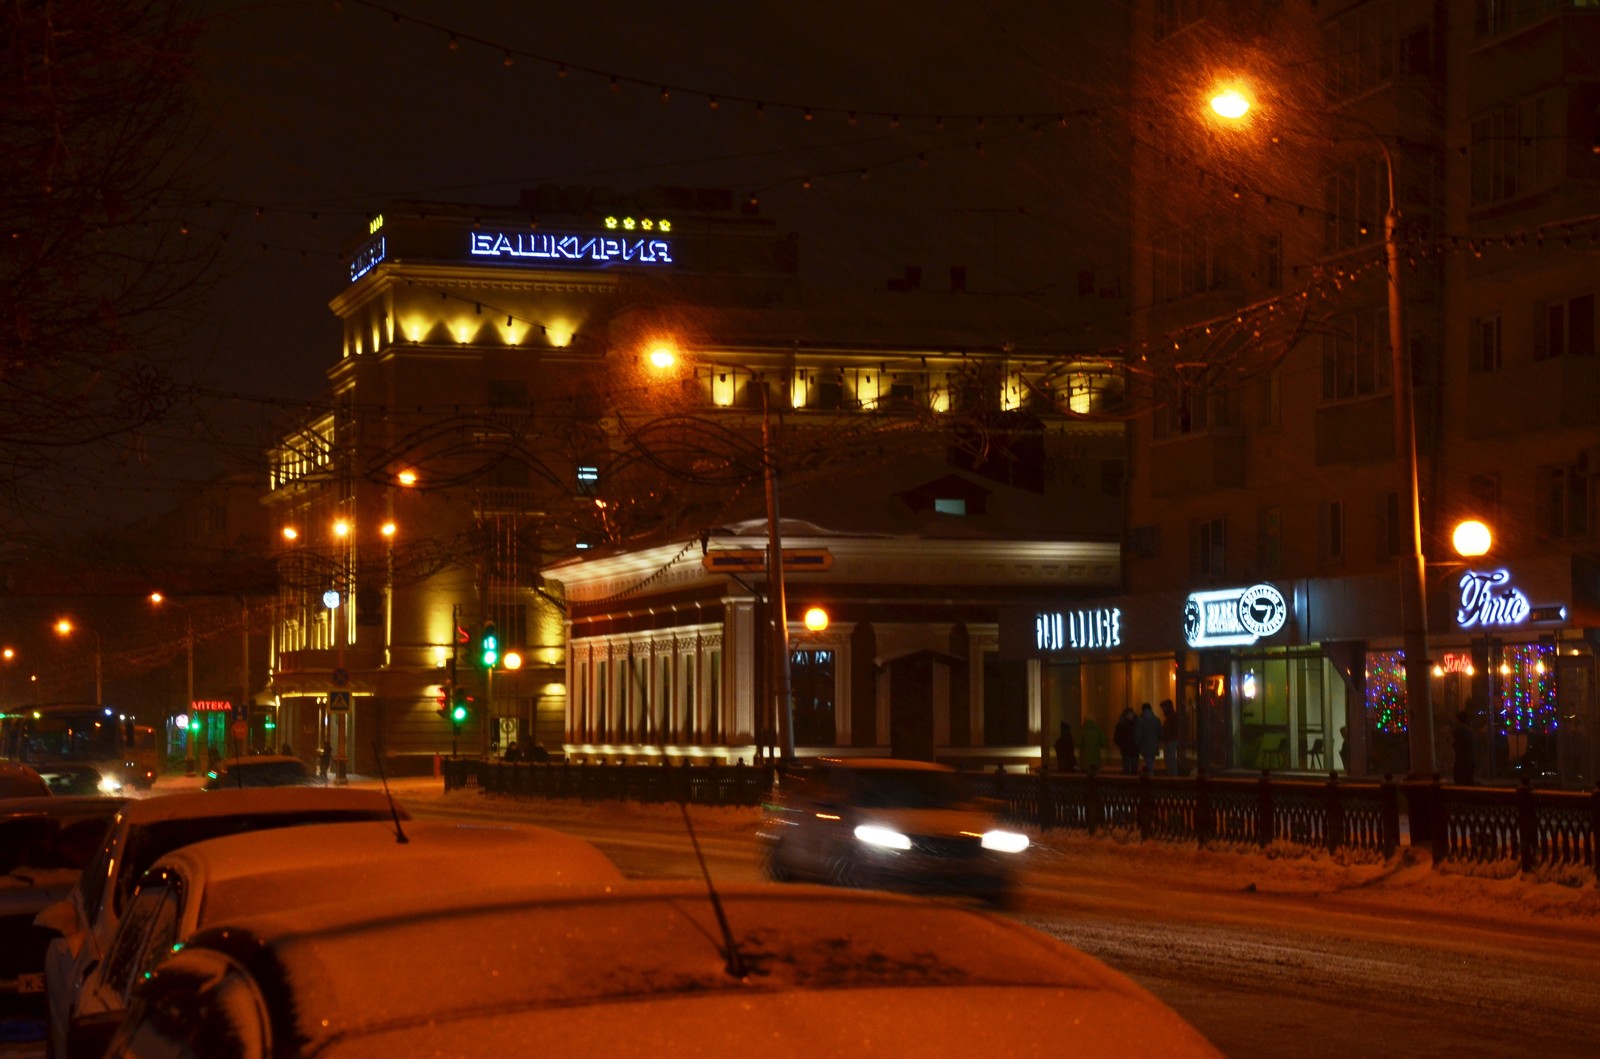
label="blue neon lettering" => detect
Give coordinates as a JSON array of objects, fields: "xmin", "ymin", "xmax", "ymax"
[{"xmin": 468, "ymin": 229, "xmax": 673, "ymax": 266}]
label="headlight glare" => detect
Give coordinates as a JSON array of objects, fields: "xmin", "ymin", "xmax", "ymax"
[
  {"xmin": 854, "ymin": 824, "xmax": 912, "ymax": 850},
  {"xmin": 98, "ymin": 775, "xmax": 122, "ymax": 794},
  {"xmin": 981, "ymin": 830, "xmax": 1029, "ymax": 853}
]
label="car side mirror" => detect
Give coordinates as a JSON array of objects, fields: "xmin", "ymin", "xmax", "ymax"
[{"xmin": 34, "ymin": 896, "xmax": 77, "ymax": 938}]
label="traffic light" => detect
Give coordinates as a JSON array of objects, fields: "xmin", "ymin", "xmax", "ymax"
[
  {"xmin": 451, "ymin": 687, "xmax": 472, "ymax": 726},
  {"xmin": 480, "ymin": 622, "xmax": 499, "ymax": 668},
  {"xmin": 434, "ymin": 684, "xmax": 450, "ymax": 719}
]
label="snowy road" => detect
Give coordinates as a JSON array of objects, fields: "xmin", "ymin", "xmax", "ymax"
[{"xmin": 405, "ymin": 783, "xmax": 1600, "ymax": 1059}]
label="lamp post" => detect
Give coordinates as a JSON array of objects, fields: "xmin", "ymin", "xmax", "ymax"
[
  {"xmin": 53, "ymin": 618, "xmax": 102, "ymax": 706},
  {"xmin": 149, "ymin": 593, "xmax": 197, "ymax": 775},
  {"xmin": 1208, "ymin": 87, "xmax": 1434, "ymax": 775},
  {"xmin": 647, "ymin": 345, "xmax": 795, "ymax": 763}
]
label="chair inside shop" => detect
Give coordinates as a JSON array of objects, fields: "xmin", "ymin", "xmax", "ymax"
[{"xmin": 1256, "ymin": 733, "xmax": 1288, "ymax": 770}]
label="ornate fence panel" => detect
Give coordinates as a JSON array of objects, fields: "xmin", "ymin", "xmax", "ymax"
[{"xmin": 1434, "ymin": 780, "xmax": 1600, "ymax": 872}]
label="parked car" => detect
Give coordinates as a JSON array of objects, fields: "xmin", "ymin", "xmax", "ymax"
[
  {"xmin": 201, "ymin": 754, "xmax": 313, "ymax": 790},
  {"xmin": 0, "ymin": 762, "xmax": 50, "ymax": 798},
  {"xmin": 758, "ymin": 757, "xmax": 1029, "ymax": 904},
  {"xmin": 0, "ymin": 796, "xmax": 125, "ymax": 1042},
  {"xmin": 64, "ymin": 818, "xmax": 624, "ymax": 1056},
  {"xmin": 103, "ymin": 880, "xmax": 1222, "ymax": 1058},
  {"xmin": 34, "ymin": 787, "xmax": 411, "ymax": 1059}
]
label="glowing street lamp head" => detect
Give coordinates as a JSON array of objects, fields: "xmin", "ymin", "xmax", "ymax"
[
  {"xmin": 380, "ymin": 521, "xmax": 397, "ymax": 538},
  {"xmin": 54, "ymin": 618, "xmax": 73, "ymax": 637},
  {"xmin": 332, "ymin": 519, "xmax": 351, "ymax": 539},
  {"xmin": 1452, "ymin": 519, "xmax": 1492, "ymax": 558},
  {"xmin": 647, "ymin": 344, "xmax": 677, "ymax": 370},
  {"xmin": 1210, "ymin": 88, "xmax": 1251, "ymax": 120},
  {"xmin": 2, "ymin": 647, "xmax": 14, "ymax": 661},
  {"xmin": 396, "ymin": 469, "xmax": 418, "ymax": 487},
  {"xmin": 282, "ymin": 526, "xmax": 299, "ymax": 542},
  {"xmin": 803, "ymin": 606, "xmax": 830, "ymax": 633},
  {"xmin": 502, "ymin": 651, "xmax": 523, "ymax": 671},
  {"xmin": 149, "ymin": 592, "xmax": 165, "ymax": 605}
]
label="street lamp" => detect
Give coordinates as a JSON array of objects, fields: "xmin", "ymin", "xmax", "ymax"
[
  {"xmin": 150, "ymin": 592, "xmax": 198, "ymax": 775},
  {"xmin": 53, "ymin": 618, "xmax": 102, "ymax": 705},
  {"xmin": 1207, "ymin": 85, "xmax": 1434, "ymax": 775},
  {"xmin": 648, "ymin": 345, "xmax": 794, "ymax": 762}
]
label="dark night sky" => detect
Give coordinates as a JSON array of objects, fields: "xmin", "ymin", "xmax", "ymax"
[{"xmin": 54, "ymin": 0, "xmax": 1133, "ymax": 530}]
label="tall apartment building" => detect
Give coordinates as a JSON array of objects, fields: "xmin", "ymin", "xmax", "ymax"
[{"xmin": 1055, "ymin": 0, "xmax": 1600, "ymax": 785}]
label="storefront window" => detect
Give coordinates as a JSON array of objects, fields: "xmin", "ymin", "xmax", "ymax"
[
  {"xmin": 1363, "ymin": 650, "xmax": 1409, "ymax": 775},
  {"xmin": 1238, "ymin": 650, "xmax": 1349, "ymax": 773}
]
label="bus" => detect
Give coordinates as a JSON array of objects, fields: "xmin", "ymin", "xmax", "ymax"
[{"xmin": 0, "ymin": 703, "xmax": 160, "ymax": 793}]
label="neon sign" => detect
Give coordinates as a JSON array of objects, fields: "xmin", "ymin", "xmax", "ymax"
[
  {"xmin": 468, "ymin": 230, "xmax": 673, "ymax": 266},
  {"xmin": 1034, "ymin": 607, "xmax": 1122, "ymax": 652},
  {"xmin": 603, "ymin": 216, "xmax": 671, "ymax": 232},
  {"xmin": 1455, "ymin": 569, "xmax": 1566, "ymax": 630},
  {"xmin": 1183, "ymin": 583, "xmax": 1287, "ymax": 648},
  {"xmin": 190, "ymin": 700, "xmax": 232, "ymax": 712},
  {"xmin": 350, "ymin": 236, "xmax": 386, "ymax": 282}
]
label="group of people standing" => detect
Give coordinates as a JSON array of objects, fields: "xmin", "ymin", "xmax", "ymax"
[{"xmin": 1054, "ymin": 700, "xmax": 1188, "ymax": 776}]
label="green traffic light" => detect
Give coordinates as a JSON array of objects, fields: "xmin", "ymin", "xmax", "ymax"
[{"xmin": 451, "ymin": 703, "xmax": 468, "ymax": 723}]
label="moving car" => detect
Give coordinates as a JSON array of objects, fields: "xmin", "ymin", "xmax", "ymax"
[
  {"xmin": 65, "ymin": 818, "xmax": 624, "ymax": 1056},
  {"xmin": 34, "ymin": 787, "xmax": 410, "ymax": 1059},
  {"xmin": 201, "ymin": 754, "xmax": 314, "ymax": 790},
  {"xmin": 103, "ymin": 881, "xmax": 1223, "ymax": 1058},
  {"xmin": 758, "ymin": 757, "xmax": 1029, "ymax": 904},
  {"xmin": 33, "ymin": 765, "xmax": 113, "ymax": 797},
  {"xmin": 0, "ymin": 796, "xmax": 125, "ymax": 1043}
]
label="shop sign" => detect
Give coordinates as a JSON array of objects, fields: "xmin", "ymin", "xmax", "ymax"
[
  {"xmin": 190, "ymin": 699, "xmax": 232, "ymax": 712},
  {"xmin": 349, "ymin": 235, "xmax": 386, "ymax": 282},
  {"xmin": 1183, "ymin": 583, "xmax": 1287, "ymax": 648},
  {"xmin": 468, "ymin": 230, "xmax": 673, "ymax": 267},
  {"xmin": 1454, "ymin": 569, "xmax": 1567, "ymax": 631},
  {"xmin": 1034, "ymin": 607, "xmax": 1122, "ymax": 652}
]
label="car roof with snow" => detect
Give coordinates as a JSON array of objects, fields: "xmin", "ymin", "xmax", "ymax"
[
  {"xmin": 110, "ymin": 786, "xmax": 398, "ymax": 823},
  {"xmin": 145, "ymin": 819, "xmax": 624, "ymax": 928},
  {"xmin": 129, "ymin": 881, "xmax": 1221, "ymax": 1058}
]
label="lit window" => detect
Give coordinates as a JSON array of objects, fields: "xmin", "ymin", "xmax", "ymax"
[{"xmin": 933, "ymin": 498, "xmax": 967, "ymax": 515}]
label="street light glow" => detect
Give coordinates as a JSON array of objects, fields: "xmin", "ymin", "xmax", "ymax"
[
  {"xmin": 647, "ymin": 344, "xmax": 677, "ymax": 370},
  {"xmin": 381, "ymin": 521, "xmax": 397, "ymax": 538},
  {"xmin": 397, "ymin": 469, "xmax": 418, "ymax": 487},
  {"xmin": 333, "ymin": 519, "xmax": 351, "ymax": 538},
  {"xmin": 1452, "ymin": 519, "xmax": 1492, "ymax": 558},
  {"xmin": 282, "ymin": 526, "xmax": 299, "ymax": 541},
  {"xmin": 54, "ymin": 619, "xmax": 73, "ymax": 636},
  {"xmin": 803, "ymin": 606, "xmax": 830, "ymax": 632},
  {"xmin": 1210, "ymin": 89, "xmax": 1251, "ymax": 119}
]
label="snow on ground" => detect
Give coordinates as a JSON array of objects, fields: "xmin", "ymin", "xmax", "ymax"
[{"xmin": 368, "ymin": 776, "xmax": 1600, "ymax": 932}]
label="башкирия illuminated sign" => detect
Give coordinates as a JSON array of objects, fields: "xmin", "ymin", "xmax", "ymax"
[
  {"xmin": 1183, "ymin": 583, "xmax": 1287, "ymax": 648},
  {"xmin": 1455, "ymin": 569, "xmax": 1567, "ymax": 630},
  {"xmin": 1034, "ymin": 607, "xmax": 1122, "ymax": 652},
  {"xmin": 469, "ymin": 230, "xmax": 673, "ymax": 266},
  {"xmin": 350, "ymin": 236, "xmax": 385, "ymax": 282}
]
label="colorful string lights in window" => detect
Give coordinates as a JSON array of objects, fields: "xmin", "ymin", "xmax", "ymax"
[{"xmin": 1365, "ymin": 650, "xmax": 1408, "ymax": 734}]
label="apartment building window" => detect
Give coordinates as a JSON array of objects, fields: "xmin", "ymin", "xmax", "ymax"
[
  {"xmin": 1474, "ymin": 0, "xmax": 1570, "ymax": 38},
  {"xmin": 1321, "ymin": 308, "xmax": 1392, "ymax": 401},
  {"xmin": 1468, "ymin": 473, "xmax": 1502, "ymax": 529},
  {"xmin": 1324, "ymin": 157, "xmax": 1386, "ymax": 253},
  {"xmin": 1534, "ymin": 293, "xmax": 1596, "ymax": 359},
  {"xmin": 1129, "ymin": 523, "xmax": 1161, "ymax": 560},
  {"xmin": 1317, "ymin": 500, "xmax": 1346, "ymax": 563},
  {"xmin": 1193, "ymin": 517, "xmax": 1226, "ymax": 577},
  {"xmin": 1537, "ymin": 464, "xmax": 1593, "ymax": 539},
  {"xmin": 1323, "ymin": 0, "xmax": 1395, "ymax": 102},
  {"xmin": 1376, "ymin": 491, "xmax": 1403, "ymax": 561},
  {"xmin": 1257, "ymin": 507, "xmax": 1282, "ymax": 572},
  {"xmin": 1258, "ymin": 368, "xmax": 1281, "ymax": 429},
  {"xmin": 1257, "ymin": 232, "xmax": 1283, "ymax": 289},
  {"xmin": 1151, "ymin": 222, "xmax": 1233, "ymax": 303},
  {"xmin": 1471, "ymin": 94, "xmax": 1558, "ymax": 206},
  {"xmin": 1154, "ymin": 382, "xmax": 1239, "ymax": 437},
  {"xmin": 1470, "ymin": 314, "xmax": 1503, "ymax": 372},
  {"xmin": 1154, "ymin": 0, "xmax": 1205, "ymax": 40},
  {"xmin": 791, "ymin": 648, "xmax": 836, "ymax": 746}
]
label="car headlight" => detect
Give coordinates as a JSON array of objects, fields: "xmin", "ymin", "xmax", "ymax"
[
  {"xmin": 981, "ymin": 830, "xmax": 1029, "ymax": 853},
  {"xmin": 853, "ymin": 825, "xmax": 912, "ymax": 850},
  {"xmin": 98, "ymin": 775, "xmax": 123, "ymax": 794}
]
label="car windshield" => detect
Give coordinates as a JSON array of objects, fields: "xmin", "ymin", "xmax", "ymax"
[{"xmin": 849, "ymin": 769, "xmax": 975, "ymax": 809}]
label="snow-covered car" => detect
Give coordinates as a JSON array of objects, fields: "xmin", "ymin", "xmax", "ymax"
[
  {"xmin": 757, "ymin": 757, "xmax": 1029, "ymax": 904},
  {"xmin": 0, "ymin": 762, "xmax": 50, "ymax": 798},
  {"xmin": 201, "ymin": 754, "xmax": 314, "ymax": 790},
  {"xmin": 0, "ymin": 796, "xmax": 125, "ymax": 1042},
  {"xmin": 34, "ymin": 787, "xmax": 410, "ymax": 1059},
  {"xmin": 64, "ymin": 818, "xmax": 624, "ymax": 1056},
  {"xmin": 104, "ymin": 880, "xmax": 1222, "ymax": 1058}
]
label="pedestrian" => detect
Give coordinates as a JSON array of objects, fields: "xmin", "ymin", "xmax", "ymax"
[
  {"xmin": 503, "ymin": 740, "xmax": 523, "ymax": 763},
  {"xmin": 279, "ymin": 742, "xmax": 292, "ymax": 758},
  {"xmin": 1451, "ymin": 710, "xmax": 1477, "ymax": 786},
  {"xmin": 318, "ymin": 742, "xmax": 332, "ymax": 781},
  {"xmin": 1054, "ymin": 722, "xmax": 1077, "ymax": 773},
  {"xmin": 1135, "ymin": 703, "xmax": 1162, "ymax": 775},
  {"xmin": 1160, "ymin": 700, "xmax": 1181, "ymax": 776},
  {"xmin": 1114, "ymin": 706, "xmax": 1139, "ymax": 774},
  {"xmin": 1078, "ymin": 716, "xmax": 1106, "ymax": 774}
]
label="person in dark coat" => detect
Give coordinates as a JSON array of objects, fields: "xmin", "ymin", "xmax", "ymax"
[
  {"xmin": 503, "ymin": 740, "xmax": 523, "ymax": 763},
  {"xmin": 1054, "ymin": 722, "xmax": 1077, "ymax": 773},
  {"xmin": 1135, "ymin": 703, "xmax": 1163, "ymax": 775},
  {"xmin": 1451, "ymin": 710, "xmax": 1477, "ymax": 785},
  {"xmin": 1114, "ymin": 707, "xmax": 1139, "ymax": 774},
  {"xmin": 318, "ymin": 742, "xmax": 332, "ymax": 781}
]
